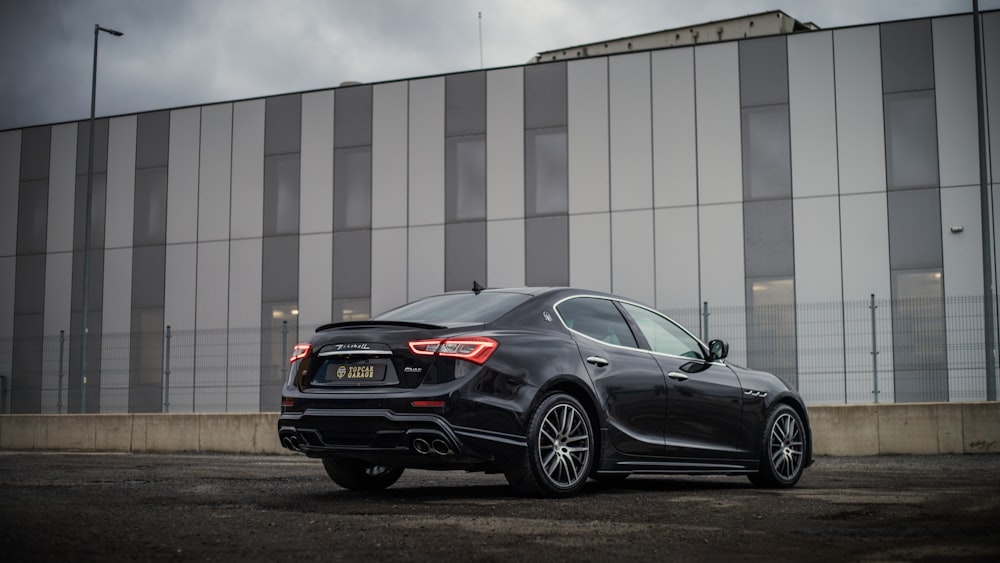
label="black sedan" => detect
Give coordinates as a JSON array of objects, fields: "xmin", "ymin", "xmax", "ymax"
[{"xmin": 278, "ymin": 287, "xmax": 812, "ymax": 497}]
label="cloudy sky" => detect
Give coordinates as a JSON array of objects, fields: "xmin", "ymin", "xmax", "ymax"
[{"xmin": 0, "ymin": 0, "xmax": 995, "ymax": 131}]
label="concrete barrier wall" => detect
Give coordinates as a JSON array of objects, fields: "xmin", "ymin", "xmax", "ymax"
[{"xmin": 0, "ymin": 403, "xmax": 997, "ymax": 456}]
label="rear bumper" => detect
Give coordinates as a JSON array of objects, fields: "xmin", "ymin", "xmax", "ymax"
[{"xmin": 278, "ymin": 408, "xmax": 526, "ymax": 469}]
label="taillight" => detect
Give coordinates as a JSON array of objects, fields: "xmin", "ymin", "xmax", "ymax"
[
  {"xmin": 407, "ymin": 337, "xmax": 498, "ymax": 365},
  {"xmin": 289, "ymin": 343, "xmax": 311, "ymax": 364}
]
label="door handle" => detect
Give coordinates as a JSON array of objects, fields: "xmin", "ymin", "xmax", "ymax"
[
  {"xmin": 667, "ymin": 371, "xmax": 689, "ymax": 382},
  {"xmin": 586, "ymin": 356, "xmax": 609, "ymax": 367}
]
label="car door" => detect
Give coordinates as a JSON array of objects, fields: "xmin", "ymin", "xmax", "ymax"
[
  {"xmin": 619, "ymin": 302, "xmax": 744, "ymax": 460},
  {"xmin": 555, "ymin": 296, "xmax": 667, "ymax": 456}
]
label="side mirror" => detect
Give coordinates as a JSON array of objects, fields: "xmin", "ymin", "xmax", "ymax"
[{"xmin": 708, "ymin": 339, "xmax": 729, "ymax": 361}]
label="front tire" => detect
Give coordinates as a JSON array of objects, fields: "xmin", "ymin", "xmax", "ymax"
[
  {"xmin": 322, "ymin": 458, "xmax": 404, "ymax": 491},
  {"xmin": 749, "ymin": 404, "xmax": 806, "ymax": 488},
  {"xmin": 505, "ymin": 393, "xmax": 594, "ymax": 497}
]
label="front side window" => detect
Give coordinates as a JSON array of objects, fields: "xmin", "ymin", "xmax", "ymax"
[
  {"xmin": 556, "ymin": 297, "xmax": 638, "ymax": 348},
  {"xmin": 621, "ymin": 303, "xmax": 704, "ymax": 360}
]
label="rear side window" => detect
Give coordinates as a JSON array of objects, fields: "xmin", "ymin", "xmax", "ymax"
[
  {"xmin": 374, "ymin": 292, "xmax": 530, "ymax": 324},
  {"xmin": 556, "ymin": 297, "xmax": 638, "ymax": 348}
]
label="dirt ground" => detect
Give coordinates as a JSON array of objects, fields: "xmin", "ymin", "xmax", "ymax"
[{"xmin": 0, "ymin": 452, "xmax": 998, "ymax": 562}]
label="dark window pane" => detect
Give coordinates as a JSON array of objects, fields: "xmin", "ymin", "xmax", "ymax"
[
  {"xmin": 131, "ymin": 245, "xmax": 166, "ymax": 309},
  {"xmin": 136, "ymin": 111, "xmax": 170, "ymax": 169},
  {"xmin": 556, "ymin": 297, "xmax": 638, "ymax": 348},
  {"xmin": 743, "ymin": 199, "xmax": 794, "ymax": 278},
  {"xmin": 333, "ymin": 230, "xmax": 371, "ymax": 299},
  {"xmin": 14, "ymin": 254, "xmax": 46, "ymax": 315},
  {"xmin": 377, "ymin": 291, "xmax": 530, "ymax": 323},
  {"xmin": 261, "ymin": 235, "xmax": 299, "ymax": 302},
  {"xmin": 745, "ymin": 277, "xmax": 797, "ymax": 388},
  {"xmin": 265, "ymin": 94, "xmax": 302, "ymax": 155},
  {"xmin": 888, "ymin": 188, "xmax": 943, "ymax": 270},
  {"xmin": 881, "ymin": 19, "xmax": 934, "ymax": 93},
  {"xmin": 891, "ymin": 269, "xmax": 948, "ymax": 402},
  {"xmin": 524, "ymin": 62, "xmax": 567, "ymax": 129},
  {"xmin": 333, "ymin": 147, "xmax": 372, "ymax": 231},
  {"xmin": 335, "ymin": 85, "xmax": 373, "ymax": 148},
  {"xmin": 525, "ymin": 127, "xmax": 568, "ymax": 217},
  {"xmin": 525, "ymin": 215, "xmax": 568, "ymax": 286},
  {"xmin": 19, "ymin": 126, "xmax": 51, "ymax": 181},
  {"xmin": 885, "ymin": 91, "xmax": 939, "ymax": 190},
  {"xmin": 264, "ymin": 154, "xmax": 300, "ymax": 236},
  {"xmin": 445, "ymin": 135, "xmax": 486, "ymax": 222},
  {"xmin": 16, "ymin": 179, "xmax": 48, "ymax": 255},
  {"xmin": 445, "ymin": 221, "xmax": 486, "ymax": 292},
  {"xmin": 739, "ymin": 36, "xmax": 789, "ymax": 107},
  {"xmin": 133, "ymin": 167, "xmax": 167, "ymax": 246},
  {"xmin": 622, "ymin": 303, "xmax": 704, "ymax": 359},
  {"xmin": 741, "ymin": 105, "xmax": 791, "ymax": 200},
  {"xmin": 446, "ymin": 72, "xmax": 486, "ymax": 136}
]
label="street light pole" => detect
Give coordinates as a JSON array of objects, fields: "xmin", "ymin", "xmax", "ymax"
[{"xmin": 81, "ymin": 24, "xmax": 123, "ymax": 413}]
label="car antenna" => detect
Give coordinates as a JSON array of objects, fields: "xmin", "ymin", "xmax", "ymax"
[{"xmin": 472, "ymin": 280, "xmax": 485, "ymax": 295}]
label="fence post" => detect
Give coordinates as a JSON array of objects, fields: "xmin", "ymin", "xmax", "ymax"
[
  {"xmin": 57, "ymin": 330, "xmax": 65, "ymax": 414},
  {"xmin": 702, "ymin": 301, "xmax": 710, "ymax": 343},
  {"xmin": 281, "ymin": 320, "xmax": 289, "ymax": 383},
  {"xmin": 163, "ymin": 325, "xmax": 171, "ymax": 413},
  {"xmin": 870, "ymin": 294, "xmax": 880, "ymax": 403}
]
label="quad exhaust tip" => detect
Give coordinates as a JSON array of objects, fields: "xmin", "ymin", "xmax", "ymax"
[
  {"xmin": 412, "ymin": 437, "xmax": 431, "ymax": 455},
  {"xmin": 411, "ymin": 436, "xmax": 454, "ymax": 456}
]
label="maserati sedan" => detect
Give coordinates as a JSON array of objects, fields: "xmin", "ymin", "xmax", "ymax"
[{"xmin": 278, "ymin": 286, "xmax": 812, "ymax": 497}]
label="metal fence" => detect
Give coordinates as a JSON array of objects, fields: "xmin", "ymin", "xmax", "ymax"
[{"xmin": 1, "ymin": 295, "xmax": 997, "ymax": 414}]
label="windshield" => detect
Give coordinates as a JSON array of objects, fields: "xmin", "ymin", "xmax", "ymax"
[{"xmin": 374, "ymin": 292, "xmax": 530, "ymax": 324}]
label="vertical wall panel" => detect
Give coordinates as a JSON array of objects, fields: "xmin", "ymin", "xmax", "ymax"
[
  {"xmin": 407, "ymin": 225, "xmax": 444, "ymax": 300},
  {"xmin": 695, "ymin": 43, "xmax": 742, "ymax": 205},
  {"xmin": 654, "ymin": 207, "xmax": 699, "ymax": 317},
  {"xmin": 0, "ymin": 131, "xmax": 20, "ymax": 257},
  {"xmin": 163, "ymin": 243, "xmax": 197, "ymax": 412},
  {"xmin": 834, "ymin": 26, "xmax": 886, "ymax": 194},
  {"xmin": 198, "ymin": 104, "xmax": 233, "ymax": 242},
  {"xmin": 300, "ymin": 90, "xmax": 335, "ymax": 235},
  {"xmin": 0, "ymin": 256, "xmax": 14, "ymax": 411},
  {"xmin": 934, "ymin": 15, "xmax": 979, "ymax": 188},
  {"xmin": 167, "ymin": 107, "xmax": 201, "ymax": 245},
  {"xmin": 611, "ymin": 209, "xmax": 655, "ymax": 305},
  {"xmin": 698, "ymin": 203, "xmax": 746, "ymax": 364},
  {"xmin": 610, "ymin": 53, "xmax": 653, "ymax": 211},
  {"xmin": 487, "ymin": 67, "xmax": 525, "ymax": 221},
  {"xmin": 569, "ymin": 213, "xmax": 611, "ymax": 292},
  {"xmin": 228, "ymin": 239, "xmax": 262, "ymax": 328},
  {"xmin": 298, "ymin": 233, "xmax": 333, "ymax": 328},
  {"xmin": 567, "ymin": 58, "xmax": 609, "ymax": 215},
  {"xmin": 408, "ymin": 78, "xmax": 445, "ymax": 226},
  {"xmin": 230, "ymin": 99, "xmax": 265, "ymax": 239},
  {"xmin": 486, "ymin": 218, "xmax": 525, "ymax": 288},
  {"xmin": 195, "ymin": 240, "xmax": 229, "ymax": 412},
  {"xmin": 788, "ymin": 31, "xmax": 838, "ymax": 198},
  {"xmin": 47, "ymin": 123, "xmax": 77, "ymax": 253},
  {"xmin": 104, "ymin": 116, "xmax": 136, "ymax": 249},
  {"xmin": 42, "ymin": 252, "xmax": 72, "ymax": 412},
  {"xmin": 370, "ymin": 228, "xmax": 407, "ymax": 317},
  {"xmin": 372, "ymin": 82, "xmax": 408, "ymax": 229},
  {"xmin": 100, "ymin": 247, "xmax": 132, "ymax": 412},
  {"xmin": 652, "ymin": 48, "xmax": 696, "ymax": 208},
  {"xmin": 227, "ymin": 238, "xmax": 262, "ymax": 411},
  {"xmin": 986, "ymin": 13, "xmax": 1000, "ymax": 183}
]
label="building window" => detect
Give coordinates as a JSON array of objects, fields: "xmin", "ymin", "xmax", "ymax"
[{"xmin": 884, "ymin": 91, "xmax": 939, "ymax": 190}]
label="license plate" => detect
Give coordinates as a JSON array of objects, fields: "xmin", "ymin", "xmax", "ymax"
[{"xmin": 333, "ymin": 363, "xmax": 386, "ymax": 382}]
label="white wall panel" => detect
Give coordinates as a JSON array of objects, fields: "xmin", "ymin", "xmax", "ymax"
[
  {"xmin": 408, "ymin": 78, "xmax": 444, "ymax": 226},
  {"xmin": 371, "ymin": 228, "xmax": 407, "ymax": 316},
  {"xmin": 230, "ymin": 99, "xmax": 265, "ymax": 239},
  {"xmin": 611, "ymin": 209, "xmax": 655, "ymax": 305},
  {"xmin": 407, "ymin": 225, "xmax": 443, "ymax": 300},
  {"xmin": 47, "ymin": 123, "xmax": 77, "ymax": 253},
  {"xmin": 934, "ymin": 16, "xmax": 979, "ymax": 189},
  {"xmin": 0, "ymin": 131, "xmax": 19, "ymax": 257},
  {"xmin": 41, "ymin": 252, "xmax": 72, "ymax": 412},
  {"xmin": 698, "ymin": 203, "xmax": 745, "ymax": 364},
  {"xmin": 654, "ymin": 206, "xmax": 699, "ymax": 316},
  {"xmin": 610, "ymin": 53, "xmax": 653, "ymax": 212},
  {"xmin": 372, "ymin": 82, "xmax": 408, "ymax": 229},
  {"xmin": 788, "ymin": 31, "xmax": 839, "ymax": 198},
  {"xmin": 198, "ymin": 104, "xmax": 233, "ymax": 242},
  {"xmin": 163, "ymin": 243, "xmax": 197, "ymax": 412},
  {"xmin": 104, "ymin": 115, "xmax": 136, "ymax": 249},
  {"xmin": 834, "ymin": 26, "xmax": 886, "ymax": 195},
  {"xmin": 167, "ymin": 107, "xmax": 201, "ymax": 245},
  {"xmin": 298, "ymin": 233, "xmax": 333, "ymax": 328},
  {"xmin": 228, "ymin": 238, "xmax": 262, "ymax": 328},
  {"xmin": 568, "ymin": 58, "xmax": 609, "ymax": 215},
  {"xmin": 100, "ymin": 247, "xmax": 132, "ymax": 412},
  {"xmin": 652, "ymin": 48, "xmax": 696, "ymax": 208},
  {"xmin": 195, "ymin": 240, "xmax": 229, "ymax": 412},
  {"xmin": 695, "ymin": 43, "xmax": 742, "ymax": 205},
  {"xmin": 486, "ymin": 219, "xmax": 525, "ymax": 288},
  {"xmin": 300, "ymin": 90, "xmax": 334, "ymax": 235},
  {"xmin": 487, "ymin": 67, "xmax": 524, "ymax": 221},
  {"xmin": 986, "ymin": 13, "xmax": 1000, "ymax": 183},
  {"xmin": 569, "ymin": 213, "xmax": 610, "ymax": 292}
]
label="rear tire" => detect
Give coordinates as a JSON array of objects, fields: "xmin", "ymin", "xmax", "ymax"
[
  {"xmin": 748, "ymin": 404, "xmax": 806, "ymax": 488},
  {"xmin": 322, "ymin": 458, "xmax": 404, "ymax": 491},
  {"xmin": 505, "ymin": 392, "xmax": 594, "ymax": 498}
]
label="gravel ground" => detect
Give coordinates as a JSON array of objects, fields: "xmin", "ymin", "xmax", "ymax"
[{"xmin": 1, "ymin": 452, "xmax": 998, "ymax": 562}]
